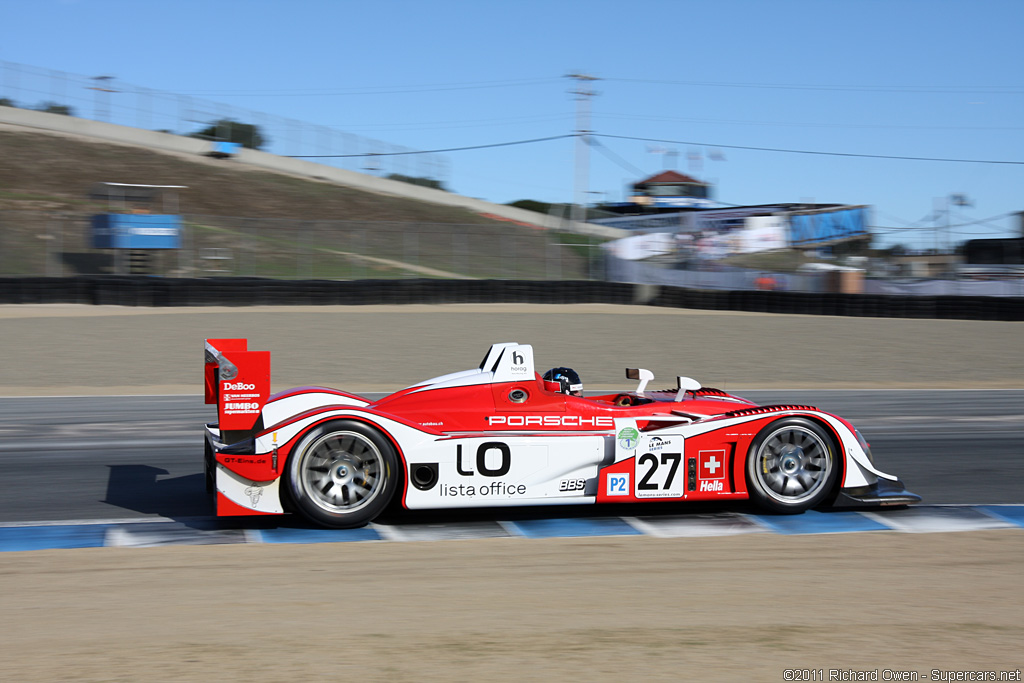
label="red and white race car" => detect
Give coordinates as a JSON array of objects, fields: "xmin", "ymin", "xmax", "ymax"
[{"xmin": 203, "ymin": 339, "xmax": 919, "ymax": 528}]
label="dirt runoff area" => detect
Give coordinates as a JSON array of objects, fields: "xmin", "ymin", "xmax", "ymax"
[
  {"xmin": 0, "ymin": 303, "xmax": 1022, "ymax": 394},
  {"xmin": 0, "ymin": 303, "xmax": 1021, "ymax": 681},
  {"xmin": 0, "ymin": 532, "xmax": 1021, "ymax": 682}
]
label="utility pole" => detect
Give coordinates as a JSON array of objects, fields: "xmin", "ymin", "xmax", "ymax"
[{"xmin": 566, "ymin": 72, "xmax": 599, "ymax": 227}]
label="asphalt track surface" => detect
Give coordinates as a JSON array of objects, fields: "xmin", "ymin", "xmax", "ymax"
[{"xmin": 1, "ymin": 390, "xmax": 1022, "ymax": 526}]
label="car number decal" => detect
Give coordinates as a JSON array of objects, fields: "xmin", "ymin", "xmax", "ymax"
[{"xmin": 635, "ymin": 451, "xmax": 684, "ymax": 498}]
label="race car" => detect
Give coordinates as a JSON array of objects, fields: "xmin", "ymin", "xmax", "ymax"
[{"xmin": 203, "ymin": 338, "xmax": 920, "ymax": 528}]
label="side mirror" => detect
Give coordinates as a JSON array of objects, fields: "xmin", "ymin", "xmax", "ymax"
[
  {"xmin": 675, "ymin": 376, "xmax": 702, "ymax": 402},
  {"xmin": 625, "ymin": 368, "xmax": 655, "ymax": 395}
]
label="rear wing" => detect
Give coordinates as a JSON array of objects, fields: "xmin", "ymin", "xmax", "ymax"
[{"xmin": 204, "ymin": 338, "xmax": 270, "ymax": 432}]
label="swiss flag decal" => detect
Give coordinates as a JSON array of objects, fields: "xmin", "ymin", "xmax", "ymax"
[{"xmin": 699, "ymin": 450, "xmax": 726, "ymax": 480}]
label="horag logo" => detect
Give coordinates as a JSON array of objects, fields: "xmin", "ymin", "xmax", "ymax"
[{"xmin": 618, "ymin": 427, "xmax": 639, "ymax": 450}]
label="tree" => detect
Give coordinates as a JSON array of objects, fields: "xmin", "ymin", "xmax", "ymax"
[
  {"xmin": 385, "ymin": 173, "xmax": 448, "ymax": 192},
  {"xmin": 34, "ymin": 101, "xmax": 74, "ymax": 116},
  {"xmin": 507, "ymin": 199, "xmax": 553, "ymax": 214},
  {"xmin": 189, "ymin": 119, "xmax": 266, "ymax": 150},
  {"xmin": 0, "ymin": 97, "xmax": 15, "ymax": 108}
]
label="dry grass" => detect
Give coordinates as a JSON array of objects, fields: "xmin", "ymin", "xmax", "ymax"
[{"xmin": 0, "ymin": 128, "xmax": 594, "ymax": 278}]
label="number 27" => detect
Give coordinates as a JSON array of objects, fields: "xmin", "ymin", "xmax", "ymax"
[{"xmin": 637, "ymin": 453, "xmax": 681, "ymax": 490}]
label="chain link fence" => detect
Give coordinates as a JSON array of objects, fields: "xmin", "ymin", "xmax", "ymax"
[
  {"xmin": 0, "ymin": 60, "xmax": 451, "ymax": 183},
  {"xmin": 0, "ymin": 211, "xmax": 606, "ymax": 281}
]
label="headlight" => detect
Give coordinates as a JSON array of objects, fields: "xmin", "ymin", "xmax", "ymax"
[{"xmin": 854, "ymin": 428, "xmax": 875, "ymax": 466}]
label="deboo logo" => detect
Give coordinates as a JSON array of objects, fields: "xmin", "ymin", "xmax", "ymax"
[{"xmin": 223, "ymin": 382, "xmax": 256, "ymax": 391}]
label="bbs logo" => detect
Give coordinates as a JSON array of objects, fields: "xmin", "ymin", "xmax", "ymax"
[{"xmin": 559, "ymin": 478, "xmax": 586, "ymax": 492}]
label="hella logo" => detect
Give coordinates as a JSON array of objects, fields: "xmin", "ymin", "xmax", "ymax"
[{"xmin": 222, "ymin": 382, "xmax": 256, "ymax": 391}]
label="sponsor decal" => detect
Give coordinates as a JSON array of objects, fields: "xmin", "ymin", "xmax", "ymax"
[
  {"xmin": 222, "ymin": 382, "xmax": 256, "ymax": 391},
  {"xmin": 457, "ymin": 443, "xmax": 511, "ymax": 477},
  {"xmin": 618, "ymin": 427, "xmax": 639, "ymax": 450},
  {"xmin": 244, "ymin": 484, "xmax": 264, "ymax": 507},
  {"xmin": 558, "ymin": 478, "xmax": 586, "ymax": 492},
  {"xmin": 224, "ymin": 401, "xmax": 260, "ymax": 412},
  {"xmin": 648, "ymin": 436, "xmax": 666, "ymax": 452},
  {"xmin": 509, "ymin": 351, "xmax": 529, "ymax": 375},
  {"xmin": 635, "ymin": 452, "xmax": 683, "ymax": 498},
  {"xmin": 699, "ymin": 480, "xmax": 724, "ymax": 492},
  {"xmin": 699, "ymin": 450, "xmax": 726, "ymax": 480},
  {"xmin": 439, "ymin": 482, "xmax": 527, "ymax": 497},
  {"xmin": 221, "ymin": 456, "xmax": 268, "ymax": 465},
  {"xmin": 606, "ymin": 472, "xmax": 630, "ymax": 496},
  {"xmin": 486, "ymin": 415, "xmax": 614, "ymax": 428}
]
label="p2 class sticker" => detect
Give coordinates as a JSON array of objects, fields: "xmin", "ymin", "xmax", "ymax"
[{"xmin": 606, "ymin": 472, "xmax": 630, "ymax": 496}]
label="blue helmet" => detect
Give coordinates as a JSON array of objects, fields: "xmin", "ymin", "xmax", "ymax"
[{"xmin": 543, "ymin": 367, "xmax": 583, "ymax": 396}]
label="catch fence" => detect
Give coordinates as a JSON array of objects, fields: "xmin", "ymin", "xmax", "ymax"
[{"xmin": 0, "ymin": 60, "xmax": 451, "ymax": 183}]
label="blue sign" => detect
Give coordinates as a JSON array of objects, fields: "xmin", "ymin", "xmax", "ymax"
[
  {"xmin": 788, "ymin": 207, "xmax": 868, "ymax": 246},
  {"xmin": 649, "ymin": 196, "xmax": 716, "ymax": 208},
  {"xmin": 91, "ymin": 214, "xmax": 182, "ymax": 250}
]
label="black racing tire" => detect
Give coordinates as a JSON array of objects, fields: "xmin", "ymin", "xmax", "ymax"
[
  {"xmin": 285, "ymin": 420, "xmax": 400, "ymax": 528},
  {"xmin": 204, "ymin": 438, "xmax": 215, "ymax": 494},
  {"xmin": 745, "ymin": 417, "xmax": 839, "ymax": 514}
]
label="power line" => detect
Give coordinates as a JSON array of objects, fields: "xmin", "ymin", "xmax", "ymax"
[
  {"xmin": 605, "ymin": 77, "xmax": 1024, "ymax": 95},
  {"xmin": 871, "ymin": 212, "xmax": 1017, "ymax": 233},
  {"xmin": 175, "ymin": 77, "xmax": 561, "ymax": 98},
  {"xmin": 289, "ymin": 130, "xmax": 1022, "ymax": 166},
  {"xmin": 596, "ymin": 111, "xmax": 1024, "ymax": 133},
  {"xmin": 287, "ymin": 134, "xmax": 575, "ymax": 158},
  {"xmin": 585, "ymin": 136, "xmax": 647, "ymax": 177},
  {"xmin": 593, "ymin": 133, "xmax": 1024, "ymax": 166}
]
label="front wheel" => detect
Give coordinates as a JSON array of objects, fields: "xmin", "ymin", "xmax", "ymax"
[
  {"xmin": 285, "ymin": 420, "xmax": 400, "ymax": 528},
  {"xmin": 746, "ymin": 417, "xmax": 838, "ymax": 514}
]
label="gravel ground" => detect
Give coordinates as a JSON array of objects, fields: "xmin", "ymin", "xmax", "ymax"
[
  {"xmin": 1, "ymin": 532, "xmax": 1021, "ymax": 682},
  {"xmin": 1, "ymin": 303, "xmax": 1021, "ymax": 394}
]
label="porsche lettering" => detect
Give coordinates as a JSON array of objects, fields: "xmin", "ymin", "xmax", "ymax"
[{"xmin": 486, "ymin": 415, "xmax": 614, "ymax": 428}]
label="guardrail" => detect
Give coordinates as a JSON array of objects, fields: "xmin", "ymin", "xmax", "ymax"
[{"xmin": 1, "ymin": 276, "xmax": 1020, "ymax": 321}]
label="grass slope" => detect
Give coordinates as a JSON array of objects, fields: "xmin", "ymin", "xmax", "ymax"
[{"xmin": 0, "ymin": 127, "xmax": 593, "ymax": 278}]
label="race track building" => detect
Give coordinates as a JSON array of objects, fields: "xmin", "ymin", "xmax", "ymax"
[{"xmin": 594, "ymin": 171, "xmax": 870, "ymax": 256}]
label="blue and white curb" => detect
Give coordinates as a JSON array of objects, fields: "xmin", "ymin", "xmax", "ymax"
[{"xmin": 1, "ymin": 505, "xmax": 1022, "ymax": 552}]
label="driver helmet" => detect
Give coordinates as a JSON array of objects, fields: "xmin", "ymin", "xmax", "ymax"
[{"xmin": 543, "ymin": 367, "xmax": 583, "ymax": 396}]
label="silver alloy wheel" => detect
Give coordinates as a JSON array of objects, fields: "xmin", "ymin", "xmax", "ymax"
[
  {"xmin": 298, "ymin": 430, "xmax": 384, "ymax": 515},
  {"xmin": 752, "ymin": 424, "xmax": 832, "ymax": 505}
]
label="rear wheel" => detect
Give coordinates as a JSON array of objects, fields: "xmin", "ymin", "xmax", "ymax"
[
  {"xmin": 285, "ymin": 420, "xmax": 400, "ymax": 528},
  {"xmin": 204, "ymin": 439, "xmax": 215, "ymax": 494},
  {"xmin": 746, "ymin": 417, "xmax": 838, "ymax": 513}
]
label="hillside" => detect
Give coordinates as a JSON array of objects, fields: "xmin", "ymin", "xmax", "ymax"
[
  {"xmin": 1, "ymin": 127, "xmax": 518, "ymax": 223},
  {"xmin": 0, "ymin": 126, "xmax": 596, "ymax": 279}
]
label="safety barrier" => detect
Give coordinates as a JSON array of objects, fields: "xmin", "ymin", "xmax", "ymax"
[{"xmin": 0, "ymin": 276, "xmax": 1020, "ymax": 321}]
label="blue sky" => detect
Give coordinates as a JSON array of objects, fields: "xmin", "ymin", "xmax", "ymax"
[{"xmin": 1, "ymin": 0, "xmax": 1021, "ymax": 248}]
